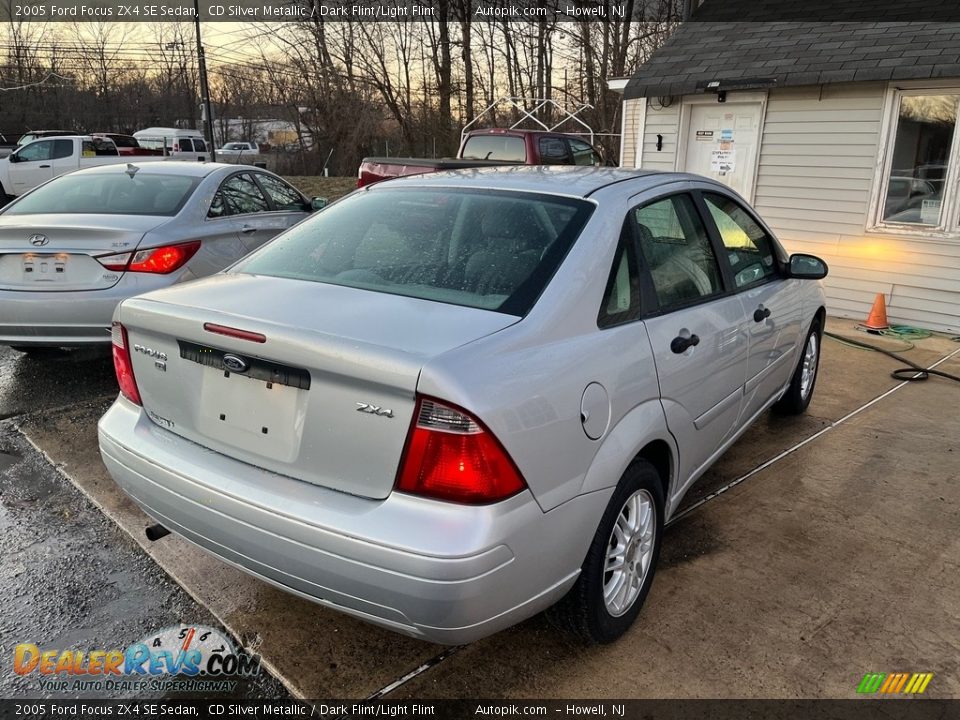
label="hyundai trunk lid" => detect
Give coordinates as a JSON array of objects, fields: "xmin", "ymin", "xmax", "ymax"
[
  {"xmin": 117, "ymin": 274, "xmax": 520, "ymax": 499},
  {"xmin": 0, "ymin": 215, "xmax": 163, "ymax": 291}
]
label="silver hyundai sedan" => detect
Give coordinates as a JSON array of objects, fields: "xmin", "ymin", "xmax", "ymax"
[
  {"xmin": 98, "ymin": 166, "xmax": 827, "ymax": 645},
  {"xmin": 0, "ymin": 162, "xmax": 322, "ymax": 355}
]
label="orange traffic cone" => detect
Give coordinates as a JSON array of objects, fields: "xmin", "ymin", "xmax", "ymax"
[{"xmin": 863, "ymin": 293, "xmax": 889, "ymax": 333}]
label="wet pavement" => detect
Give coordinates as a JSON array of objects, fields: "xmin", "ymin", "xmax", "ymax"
[
  {"xmin": 0, "ymin": 349, "xmax": 288, "ymax": 700},
  {"xmin": 1, "ymin": 322, "xmax": 959, "ymax": 699}
]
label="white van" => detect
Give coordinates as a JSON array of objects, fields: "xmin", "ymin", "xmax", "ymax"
[{"xmin": 133, "ymin": 128, "xmax": 209, "ymax": 161}]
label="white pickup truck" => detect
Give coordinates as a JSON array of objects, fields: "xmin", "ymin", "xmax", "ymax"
[{"xmin": 0, "ymin": 136, "xmax": 166, "ymax": 200}]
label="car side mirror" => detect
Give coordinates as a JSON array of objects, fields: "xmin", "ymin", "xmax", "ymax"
[
  {"xmin": 8, "ymin": 153, "xmax": 19, "ymax": 163},
  {"xmin": 310, "ymin": 197, "xmax": 329, "ymax": 211},
  {"xmin": 787, "ymin": 253, "xmax": 828, "ymax": 280}
]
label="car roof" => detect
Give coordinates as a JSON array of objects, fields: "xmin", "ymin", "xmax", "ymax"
[
  {"xmin": 68, "ymin": 161, "xmax": 242, "ymax": 179},
  {"xmin": 370, "ymin": 165, "xmax": 708, "ymax": 198}
]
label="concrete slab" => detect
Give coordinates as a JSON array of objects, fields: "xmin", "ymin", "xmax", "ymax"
[
  {"xmin": 17, "ymin": 399, "xmax": 444, "ymax": 700},
  {"xmin": 391, "ymin": 346, "xmax": 960, "ymax": 699},
  {"xmin": 12, "ymin": 319, "xmax": 960, "ymax": 700}
]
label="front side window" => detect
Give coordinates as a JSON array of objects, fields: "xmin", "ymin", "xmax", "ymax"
[
  {"xmin": 256, "ymin": 173, "xmax": 306, "ymax": 211},
  {"xmin": 17, "ymin": 140, "xmax": 53, "ymax": 162},
  {"xmin": 633, "ymin": 194, "xmax": 724, "ymax": 311},
  {"xmin": 194, "ymin": 138, "xmax": 207, "ymax": 152},
  {"xmin": 178, "ymin": 139, "xmax": 194, "ymax": 152},
  {"xmin": 233, "ymin": 188, "xmax": 593, "ymax": 316},
  {"xmin": 880, "ymin": 93, "xmax": 958, "ymax": 227},
  {"xmin": 703, "ymin": 193, "xmax": 779, "ymax": 289}
]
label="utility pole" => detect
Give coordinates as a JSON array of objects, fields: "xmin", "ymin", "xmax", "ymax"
[{"xmin": 193, "ymin": 0, "xmax": 216, "ymax": 161}]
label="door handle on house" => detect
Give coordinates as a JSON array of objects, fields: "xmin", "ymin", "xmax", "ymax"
[
  {"xmin": 753, "ymin": 306, "xmax": 772, "ymax": 322},
  {"xmin": 240, "ymin": 224, "xmax": 256, "ymax": 234},
  {"xmin": 671, "ymin": 333, "xmax": 700, "ymax": 354}
]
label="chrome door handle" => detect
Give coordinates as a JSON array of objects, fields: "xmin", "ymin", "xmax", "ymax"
[
  {"xmin": 753, "ymin": 306, "xmax": 772, "ymax": 323},
  {"xmin": 671, "ymin": 334, "xmax": 700, "ymax": 354}
]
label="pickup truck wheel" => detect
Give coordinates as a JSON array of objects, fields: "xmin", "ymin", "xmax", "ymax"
[
  {"xmin": 549, "ymin": 459, "xmax": 663, "ymax": 644},
  {"xmin": 773, "ymin": 319, "xmax": 822, "ymax": 415}
]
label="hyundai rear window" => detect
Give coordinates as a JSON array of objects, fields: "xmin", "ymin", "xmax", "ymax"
[
  {"xmin": 233, "ymin": 188, "xmax": 593, "ymax": 316},
  {"xmin": 4, "ymin": 173, "xmax": 200, "ymax": 216}
]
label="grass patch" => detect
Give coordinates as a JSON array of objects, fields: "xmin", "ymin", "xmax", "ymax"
[{"xmin": 284, "ymin": 176, "xmax": 357, "ymax": 201}]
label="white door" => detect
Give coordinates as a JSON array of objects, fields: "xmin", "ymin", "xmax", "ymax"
[{"xmin": 683, "ymin": 103, "xmax": 762, "ymax": 201}]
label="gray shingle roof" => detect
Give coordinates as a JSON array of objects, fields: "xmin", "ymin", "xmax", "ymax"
[{"xmin": 624, "ymin": 21, "xmax": 960, "ymax": 99}]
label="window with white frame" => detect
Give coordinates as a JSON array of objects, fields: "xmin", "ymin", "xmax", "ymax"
[{"xmin": 878, "ymin": 91, "xmax": 959, "ymax": 230}]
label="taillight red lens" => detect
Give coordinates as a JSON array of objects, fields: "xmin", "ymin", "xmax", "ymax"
[
  {"xmin": 396, "ymin": 397, "xmax": 526, "ymax": 504},
  {"xmin": 111, "ymin": 322, "xmax": 142, "ymax": 406},
  {"xmin": 97, "ymin": 241, "xmax": 200, "ymax": 274}
]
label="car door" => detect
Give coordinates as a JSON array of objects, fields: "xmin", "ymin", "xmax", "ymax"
[
  {"xmin": 251, "ymin": 172, "xmax": 310, "ymax": 237},
  {"xmin": 9, "ymin": 140, "xmax": 56, "ymax": 194},
  {"xmin": 218, "ymin": 172, "xmax": 290, "ymax": 252},
  {"xmin": 631, "ymin": 192, "xmax": 749, "ymax": 489},
  {"xmin": 700, "ymin": 191, "xmax": 803, "ymax": 421}
]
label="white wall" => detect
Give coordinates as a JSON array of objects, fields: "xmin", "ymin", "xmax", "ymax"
[{"xmin": 623, "ymin": 83, "xmax": 960, "ymax": 333}]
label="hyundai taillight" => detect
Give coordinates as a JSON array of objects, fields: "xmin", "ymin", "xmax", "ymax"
[
  {"xmin": 97, "ymin": 241, "xmax": 200, "ymax": 274},
  {"xmin": 396, "ymin": 397, "xmax": 526, "ymax": 504},
  {"xmin": 111, "ymin": 322, "xmax": 142, "ymax": 406}
]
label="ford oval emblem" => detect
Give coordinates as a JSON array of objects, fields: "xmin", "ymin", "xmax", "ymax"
[
  {"xmin": 222, "ymin": 354, "xmax": 249, "ymax": 373},
  {"xmin": 29, "ymin": 234, "xmax": 49, "ymax": 247}
]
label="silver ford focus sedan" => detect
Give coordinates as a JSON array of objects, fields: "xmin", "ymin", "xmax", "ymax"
[
  {"xmin": 0, "ymin": 161, "xmax": 321, "ymax": 355},
  {"xmin": 98, "ymin": 167, "xmax": 827, "ymax": 645}
]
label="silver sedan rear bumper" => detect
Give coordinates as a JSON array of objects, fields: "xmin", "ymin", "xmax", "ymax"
[
  {"xmin": 98, "ymin": 397, "xmax": 608, "ymax": 644},
  {"xmin": 0, "ymin": 274, "xmax": 173, "ymax": 347}
]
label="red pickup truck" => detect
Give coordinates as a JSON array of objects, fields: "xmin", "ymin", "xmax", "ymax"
[
  {"xmin": 357, "ymin": 129, "xmax": 605, "ymax": 187},
  {"xmin": 91, "ymin": 133, "xmax": 164, "ymax": 157}
]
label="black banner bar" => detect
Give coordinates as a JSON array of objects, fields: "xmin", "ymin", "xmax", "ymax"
[{"xmin": 1, "ymin": 700, "xmax": 958, "ymax": 720}]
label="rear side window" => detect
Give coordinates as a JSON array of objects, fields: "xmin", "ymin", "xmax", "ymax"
[
  {"xmin": 633, "ymin": 194, "xmax": 724, "ymax": 311},
  {"xmin": 220, "ymin": 173, "xmax": 270, "ymax": 214},
  {"xmin": 598, "ymin": 225, "xmax": 641, "ymax": 328},
  {"xmin": 460, "ymin": 135, "xmax": 526, "ymax": 162},
  {"xmin": 233, "ymin": 188, "xmax": 593, "ymax": 316},
  {"xmin": 52, "ymin": 139, "xmax": 73, "ymax": 159},
  {"xmin": 194, "ymin": 138, "xmax": 206, "ymax": 152},
  {"xmin": 178, "ymin": 139, "xmax": 194, "ymax": 152}
]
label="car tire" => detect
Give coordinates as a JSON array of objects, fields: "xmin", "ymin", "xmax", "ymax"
[
  {"xmin": 773, "ymin": 318, "xmax": 822, "ymax": 415},
  {"xmin": 550, "ymin": 459, "xmax": 664, "ymax": 644}
]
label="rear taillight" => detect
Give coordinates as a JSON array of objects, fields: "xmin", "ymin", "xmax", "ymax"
[
  {"xmin": 396, "ymin": 397, "xmax": 526, "ymax": 504},
  {"xmin": 97, "ymin": 241, "xmax": 200, "ymax": 274},
  {"xmin": 111, "ymin": 322, "xmax": 142, "ymax": 406}
]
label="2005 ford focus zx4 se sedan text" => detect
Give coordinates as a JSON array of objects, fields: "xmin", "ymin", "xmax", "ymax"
[{"xmin": 98, "ymin": 166, "xmax": 828, "ymax": 645}]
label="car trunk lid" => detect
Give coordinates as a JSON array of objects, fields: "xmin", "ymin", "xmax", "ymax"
[
  {"xmin": 0, "ymin": 215, "xmax": 164, "ymax": 291},
  {"xmin": 118, "ymin": 274, "xmax": 520, "ymax": 499}
]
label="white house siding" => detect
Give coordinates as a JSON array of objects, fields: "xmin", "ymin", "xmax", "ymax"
[
  {"xmin": 626, "ymin": 84, "xmax": 960, "ymax": 333},
  {"xmin": 620, "ymin": 98, "xmax": 644, "ymax": 168},
  {"xmin": 639, "ymin": 100, "xmax": 681, "ymax": 171},
  {"xmin": 754, "ymin": 83, "xmax": 960, "ymax": 334}
]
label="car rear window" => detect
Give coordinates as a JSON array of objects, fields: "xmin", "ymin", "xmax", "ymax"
[
  {"xmin": 460, "ymin": 135, "xmax": 526, "ymax": 162},
  {"xmin": 233, "ymin": 187, "xmax": 593, "ymax": 316},
  {"xmin": 4, "ymin": 173, "xmax": 200, "ymax": 216}
]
